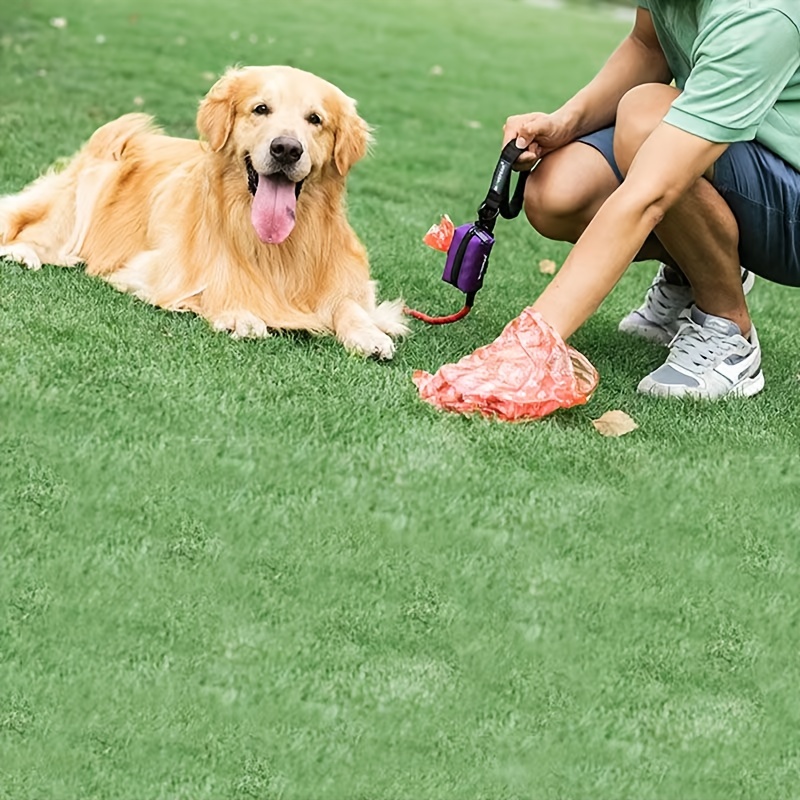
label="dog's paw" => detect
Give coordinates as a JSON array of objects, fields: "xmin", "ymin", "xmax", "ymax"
[
  {"xmin": 211, "ymin": 310, "xmax": 271, "ymax": 339},
  {"xmin": 342, "ymin": 326, "xmax": 396, "ymax": 361},
  {"xmin": 371, "ymin": 298, "xmax": 410, "ymax": 338},
  {"xmin": 54, "ymin": 251, "xmax": 84, "ymax": 268},
  {"xmin": 0, "ymin": 243, "xmax": 43, "ymax": 271}
]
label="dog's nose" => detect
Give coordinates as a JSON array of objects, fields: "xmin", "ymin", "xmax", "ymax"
[{"xmin": 270, "ymin": 137, "xmax": 304, "ymax": 165}]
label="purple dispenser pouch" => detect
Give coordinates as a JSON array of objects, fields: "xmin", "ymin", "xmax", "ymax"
[
  {"xmin": 442, "ymin": 223, "xmax": 495, "ymax": 295},
  {"xmin": 409, "ymin": 140, "xmax": 527, "ymax": 322}
]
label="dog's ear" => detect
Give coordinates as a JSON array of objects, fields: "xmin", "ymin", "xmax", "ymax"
[
  {"xmin": 333, "ymin": 96, "xmax": 372, "ymax": 176},
  {"xmin": 197, "ymin": 70, "xmax": 242, "ymax": 152}
]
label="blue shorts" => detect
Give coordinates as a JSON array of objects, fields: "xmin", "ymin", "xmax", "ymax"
[{"xmin": 578, "ymin": 127, "xmax": 800, "ymax": 286}]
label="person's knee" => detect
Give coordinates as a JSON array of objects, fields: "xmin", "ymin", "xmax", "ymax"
[
  {"xmin": 523, "ymin": 149, "xmax": 606, "ymax": 242},
  {"xmin": 524, "ymin": 166, "xmax": 581, "ymax": 242},
  {"xmin": 614, "ymin": 83, "xmax": 679, "ymax": 176}
]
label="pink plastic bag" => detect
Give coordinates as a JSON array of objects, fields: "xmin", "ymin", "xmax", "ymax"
[
  {"xmin": 423, "ymin": 214, "xmax": 455, "ymax": 252},
  {"xmin": 412, "ymin": 307, "xmax": 598, "ymax": 421}
]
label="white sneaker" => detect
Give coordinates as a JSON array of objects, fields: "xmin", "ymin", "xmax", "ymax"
[
  {"xmin": 619, "ymin": 264, "xmax": 755, "ymax": 346},
  {"xmin": 637, "ymin": 305, "xmax": 764, "ymax": 400}
]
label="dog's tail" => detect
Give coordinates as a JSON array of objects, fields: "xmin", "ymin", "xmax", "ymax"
[{"xmin": 84, "ymin": 113, "xmax": 161, "ymax": 161}]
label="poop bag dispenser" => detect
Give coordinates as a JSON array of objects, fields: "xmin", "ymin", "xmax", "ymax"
[
  {"xmin": 409, "ymin": 139, "xmax": 530, "ymax": 323},
  {"xmin": 442, "ymin": 224, "xmax": 495, "ymax": 295}
]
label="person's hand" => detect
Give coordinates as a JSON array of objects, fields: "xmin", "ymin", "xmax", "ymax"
[{"xmin": 503, "ymin": 112, "xmax": 574, "ymax": 170}]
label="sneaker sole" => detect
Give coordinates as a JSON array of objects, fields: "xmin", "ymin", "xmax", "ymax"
[{"xmin": 637, "ymin": 369, "xmax": 765, "ymax": 400}]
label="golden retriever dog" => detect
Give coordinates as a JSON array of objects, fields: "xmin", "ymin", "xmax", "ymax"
[{"xmin": 0, "ymin": 65, "xmax": 407, "ymax": 358}]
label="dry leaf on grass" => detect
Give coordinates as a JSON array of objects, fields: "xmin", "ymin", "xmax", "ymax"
[
  {"xmin": 592, "ymin": 410, "xmax": 638, "ymax": 437},
  {"xmin": 539, "ymin": 259, "xmax": 557, "ymax": 275}
]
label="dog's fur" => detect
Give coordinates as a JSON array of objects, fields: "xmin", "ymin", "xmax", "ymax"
[{"xmin": 0, "ymin": 65, "xmax": 407, "ymax": 357}]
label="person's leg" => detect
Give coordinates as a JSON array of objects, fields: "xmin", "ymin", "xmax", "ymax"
[
  {"xmin": 613, "ymin": 83, "xmax": 751, "ymax": 334},
  {"xmin": 523, "ymin": 139, "xmax": 619, "ymax": 244},
  {"xmin": 524, "ymin": 128, "xmax": 672, "ymax": 261},
  {"xmin": 615, "ymin": 97, "xmax": 755, "ymax": 345},
  {"xmin": 613, "ymin": 83, "xmax": 767, "ymax": 399}
]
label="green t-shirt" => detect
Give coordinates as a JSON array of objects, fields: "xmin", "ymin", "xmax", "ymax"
[{"xmin": 637, "ymin": 0, "xmax": 800, "ymax": 170}]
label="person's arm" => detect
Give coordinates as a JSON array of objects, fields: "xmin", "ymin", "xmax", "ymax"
[
  {"xmin": 557, "ymin": 6, "xmax": 672, "ymax": 139},
  {"xmin": 504, "ymin": 7, "xmax": 671, "ymax": 167},
  {"xmin": 529, "ymin": 6, "xmax": 800, "ymax": 340},
  {"xmin": 532, "ymin": 123, "xmax": 727, "ymax": 339}
]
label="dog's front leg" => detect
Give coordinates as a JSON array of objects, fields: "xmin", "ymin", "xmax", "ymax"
[{"xmin": 332, "ymin": 297, "xmax": 396, "ymax": 360}]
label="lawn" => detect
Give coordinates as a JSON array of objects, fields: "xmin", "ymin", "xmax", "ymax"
[{"xmin": 1, "ymin": 0, "xmax": 800, "ymax": 798}]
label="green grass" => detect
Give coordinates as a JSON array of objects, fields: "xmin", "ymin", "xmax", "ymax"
[{"xmin": 2, "ymin": 0, "xmax": 800, "ymax": 798}]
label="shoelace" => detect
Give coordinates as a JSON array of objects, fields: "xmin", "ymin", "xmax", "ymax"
[
  {"xmin": 644, "ymin": 273, "xmax": 692, "ymax": 321},
  {"xmin": 667, "ymin": 319, "xmax": 739, "ymax": 374}
]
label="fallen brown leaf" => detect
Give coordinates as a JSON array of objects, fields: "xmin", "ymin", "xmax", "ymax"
[
  {"xmin": 592, "ymin": 410, "xmax": 638, "ymax": 437},
  {"xmin": 538, "ymin": 259, "xmax": 557, "ymax": 275}
]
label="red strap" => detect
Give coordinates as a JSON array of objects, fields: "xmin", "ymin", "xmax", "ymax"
[{"xmin": 405, "ymin": 305, "xmax": 472, "ymax": 325}]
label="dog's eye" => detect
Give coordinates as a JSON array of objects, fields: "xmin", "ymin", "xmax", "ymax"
[
  {"xmin": 253, "ymin": 104, "xmax": 271, "ymax": 116},
  {"xmin": 307, "ymin": 113, "xmax": 323, "ymax": 126}
]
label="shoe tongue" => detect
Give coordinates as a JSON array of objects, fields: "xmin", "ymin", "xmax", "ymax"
[
  {"xmin": 251, "ymin": 174, "xmax": 297, "ymax": 244},
  {"xmin": 690, "ymin": 305, "xmax": 741, "ymax": 337}
]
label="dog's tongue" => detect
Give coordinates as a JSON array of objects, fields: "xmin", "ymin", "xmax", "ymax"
[{"xmin": 251, "ymin": 174, "xmax": 297, "ymax": 244}]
